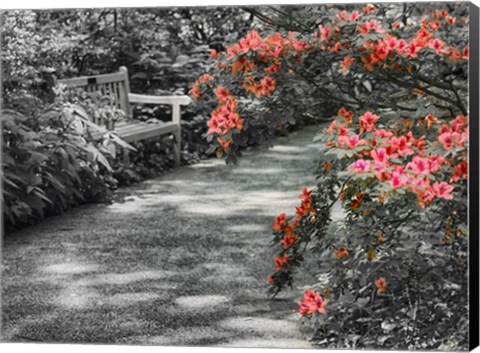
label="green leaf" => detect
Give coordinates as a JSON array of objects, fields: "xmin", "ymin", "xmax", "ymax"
[{"xmin": 95, "ymin": 151, "xmax": 113, "ymax": 172}]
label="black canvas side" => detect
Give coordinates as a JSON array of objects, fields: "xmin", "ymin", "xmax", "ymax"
[{"xmin": 469, "ymin": 1, "xmax": 480, "ymax": 351}]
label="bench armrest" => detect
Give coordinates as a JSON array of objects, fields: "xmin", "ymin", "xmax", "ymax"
[{"xmin": 128, "ymin": 93, "xmax": 191, "ymax": 106}]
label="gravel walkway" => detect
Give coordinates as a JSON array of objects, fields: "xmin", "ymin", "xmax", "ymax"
[{"xmin": 1, "ymin": 126, "xmax": 324, "ymax": 347}]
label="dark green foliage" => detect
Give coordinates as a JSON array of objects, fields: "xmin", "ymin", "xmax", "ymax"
[
  {"xmin": 1, "ymin": 7, "xmax": 255, "ymax": 231},
  {"xmin": 1, "ymin": 8, "xmax": 255, "ymax": 102},
  {"xmin": 2, "ymin": 105, "xmax": 114, "ymax": 231}
]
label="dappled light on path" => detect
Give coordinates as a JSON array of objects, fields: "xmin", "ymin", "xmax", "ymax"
[
  {"xmin": 220, "ymin": 316, "xmax": 298, "ymax": 334},
  {"xmin": 42, "ymin": 262, "xmax": 100, "ymax": 275},
  {"xmin": 57, "ymin": 284, "xmax": 97, "ymax": 310},
  {"xmin": 75, "ymin": 270, "xmax": 175, "ymax": 286},
  {"xmin": 2, "ymin": 126, "xmax": 324, "ymax": 346},
  {"xmin": 175, "ymin": 295, "xmax": 231, "ymax": 309},
  {"xmin": 108, "ymin": 183, "xmax": 309, "ymax": 217}
]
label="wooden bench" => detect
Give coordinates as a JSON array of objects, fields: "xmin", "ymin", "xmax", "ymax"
[{"xmin": 58, "ymin": 66, "xmax": 191, "ymax": 166}]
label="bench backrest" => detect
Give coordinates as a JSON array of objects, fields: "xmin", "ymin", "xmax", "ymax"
[{"xmin": 59, "ymin": 66, "xmax": 132, "ymax": 118}]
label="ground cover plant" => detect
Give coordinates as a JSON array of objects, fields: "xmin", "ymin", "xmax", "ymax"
[{"xmin": 194, "ymin": 2, "xmax": 469, "ymax": 350}]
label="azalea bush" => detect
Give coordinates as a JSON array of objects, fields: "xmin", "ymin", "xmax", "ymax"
[
  {"xmin": 269, "ymin": 109, "xmax": 468, "ymax": 349},
  {"xmin": 193, "ymin": 2, "xmax": 469, "ymax": 350}
]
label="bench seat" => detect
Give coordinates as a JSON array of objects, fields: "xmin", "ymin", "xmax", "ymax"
[
  {"xmin": 59, "ymin": 66, "xmax": 191, "ymax": 166},
  {"xmin": 96, "ymin": 121, "xmax": 179, "ymax": 143}
]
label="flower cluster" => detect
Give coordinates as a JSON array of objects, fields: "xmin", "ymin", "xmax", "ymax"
[
  {"xmin": 212, "ymin": 30, "xmax": 310, "ymax": 99},
  {"xmin": 296, "ymin": 187, "xmax": 316, "ymax": 218},
  {"xmin": 437, "ymin": 114, "xmax": 469, "ymax": 150},
  {"xmin": 222, "ymin": 30, "xmax": 310, "ymax": 72},
  {"xmin": 194, "ymin": 5, "xmax": 469, "ymax": 165},
  {"xmin": 274, "ymin": 253, "xmax": 290, "ymax": 271},
  {"xmin": 194, "ymin": 30, "xmax": 314, "ymax": 155},
  {"xmin": 298, "ymin": 290, "xmax": 328, "ymax": 316},
  {"xmin": 326, "ymin": 108, "xmax": 468, "ymax": 208},
  {"xmin": 191, "ymin": 73, "xmax": 213, "ymax": 100},
  {"xmin": 272, "ymin": 212, "xmax": 299, "ymax": 250},
  {"xmin": 269, "ymin": 187, "xmax": 315, "ymax": 283},
  {"xmin": 359, "ymin": 25, "xmax": 468, "ymax": 72},
  {"xmin": 205, "ymin": 87, "xmax": 245, "ymax": 154},
  {"xmin": 241, "ymin": 76, "xmax": 277, "ymax": 98},
  {"xmin": 315, "ymin": 7, "xmax": 469, "ymax": 73}
]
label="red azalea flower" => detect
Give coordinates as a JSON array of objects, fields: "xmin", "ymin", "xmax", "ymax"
[
  {"xmin": 375, "ymin": 277, "xmax": 387, "ymax": 293},
  {"xmin": 298, "ymin": 290, "xmax": 328, "ymax": 316}
]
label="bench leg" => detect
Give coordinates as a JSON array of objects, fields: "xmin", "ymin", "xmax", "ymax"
[{"xmin": 172, "ymin": 128, "xmax": 181, "ymax": 168}]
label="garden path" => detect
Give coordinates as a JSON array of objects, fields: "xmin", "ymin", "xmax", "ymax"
[{"xmin": 2, "ymin": 125, "xmax": 326, "ymax": 347}]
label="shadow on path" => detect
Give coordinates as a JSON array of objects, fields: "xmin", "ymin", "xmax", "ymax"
[{"xmin": 2, "ymin": 126, "xmax": 324, "ymax": 347}]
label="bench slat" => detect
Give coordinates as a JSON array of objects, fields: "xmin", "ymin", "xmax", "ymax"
[
  {"xmin": 89, "ymin": 122, "xmax": 177, "ymax": 139},
  {"xmin": 114, "ymin": 123, "xmax": 167, "ymax": 135},
  {"xmin": 116, "ymin": 124, "xmax": 179, "ymax": 143},
  {"xmin": 128, "ymin": 93, "xmax": 191, "ymax": 106},
  {"xmin": 59, "ymin": 72, "xmax": 127, "ymax": 87}
]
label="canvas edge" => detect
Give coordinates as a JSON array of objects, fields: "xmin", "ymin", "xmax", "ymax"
[{"xmin": 469, "ymin": 1, "xmax": 480, "ymax": 351}]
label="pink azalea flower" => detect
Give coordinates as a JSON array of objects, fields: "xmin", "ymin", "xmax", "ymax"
[
  {"xmin": 384, "ymin": 36, "xmax": 398, "ymax": 50},
  {"xmin": 417, "ymin": 186, "xmax": 436, "ymax": 208},
  {"xmin": 428, "ymin": 38, "xmax": 446, "ymax": 54},
  {"xmin": 351, "ymin": 159, "xmax": 371, "ymax": 173},
  {"xmin": 359, "ymin": 111, "xmax": 380, "ymax": 132},
  {"xmin": 207, "ymin": 115, "xmax": 224, "ymax": 135},
  {"xmin": 438, "ymin": 124, "xmax": 452, "ymax": 134},
  {"xmin": 319, "ymin": 25, "xmax": 331, "ymax": 42},
  {"xmin": 336, "ymin": 10, "xmax": 348, "ymax": 21},
  {"xmin": 390, "ymin": 167, "xmax": 408, "ymax": 188},
  {"xmin": 374, "ymin": 129, "xmax": 394, "ymax": 139},
  {"xmin": 327, "ymin": 120, "xmax": 337, "ymax": 135},
  {"xmin": 432, "ymin": 181, "xmax": 454, "ymax": 200},
  {"xmin": 450, "ymin": 161, "xmax": 468, "ymax": 183},
  {"xmin": 357, "ymin": 19, "xmax": 383, "ymax": 35},
  {"xmin": 438, "ymin": 132, "xmax": 455, "ymax": 150},
  {"xmin": 405, "ymin": 41, "xmax": 421, "ymax": 58},
  {"xmin": 373, "ymin": 161, "xmax": 388, "ymax": 174},
  {"xmin": 428, "ymin": 154, "xmax": 447, "ymax": 173},
  {"xmin": 407, "ymin": 156, "xmax": 431, "ymax": 175},
  {"xmin": 397, "ymin": 136, "xmax": 415, "ymax": 156},
  {"xmin": 367, "ymin": 19, "xmax": 383, "ymax": 32},
  {"xmin": 349, "ymin": 11, "xmax": 362, "ymax": 21},
  {"xmin": 337, "ymin": 124, "xmax": 350, "ymax": 136},
  {"xmin": 396, "ymin": 39, "xmax": 408, "ymax": 54},
  {"xmin": 338, "ymin": 134, "xmax": 366, "ymax": 149},
  {"xmin": 371, "ymin": 147, "xmax": 389, "ymax": 164},
  {"xmin": 412, "ymin": 176, "xmax": 431, "ymax": 191},
  {"xmin": 450, "ymin": 114, "xmax": 468, "ymax": 132}
]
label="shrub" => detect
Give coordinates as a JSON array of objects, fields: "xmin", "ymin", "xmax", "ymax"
[
  {"xmin": 2, "ymin": 102, "xmax": 118, "ymax": 230},
  {"xmin": 269, "ymin": 109, "xmax": 468, "ymax": 350},
  {"xmin": 194, "ymin": 3, "xmax": 469, "ymax": 350}
]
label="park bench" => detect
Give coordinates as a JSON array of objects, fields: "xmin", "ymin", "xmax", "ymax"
[{"xmin": 58, "ymin": 66, "xmax": 191, "ymax": 166}]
